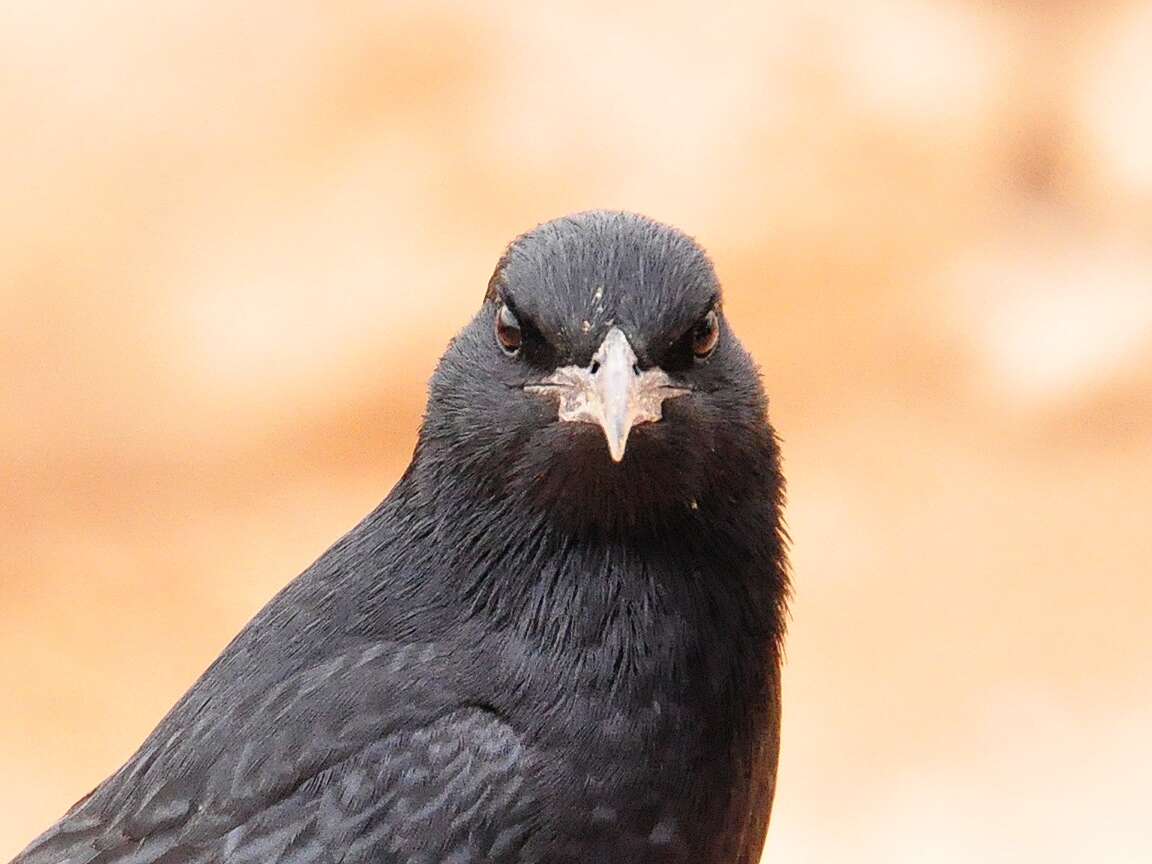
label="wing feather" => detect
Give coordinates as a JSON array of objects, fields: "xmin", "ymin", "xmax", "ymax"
[{"xmin": 13, "ymin": 640, "xmax": 536, "ymax": 864}]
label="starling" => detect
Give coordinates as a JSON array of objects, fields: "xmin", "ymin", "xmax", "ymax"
[{"xmin": 13, "ymin": 211, "xmax": 789, "ymax": 864}]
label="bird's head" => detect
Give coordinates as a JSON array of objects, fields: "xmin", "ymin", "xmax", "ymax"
[{"xmin": 419, "ymin": 211, "xmax": 776, "ymax": 533}]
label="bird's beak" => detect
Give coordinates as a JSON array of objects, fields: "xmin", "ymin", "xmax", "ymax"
[{"xmin": 526, "ymin": 327, "xmax": 690, "ymax": 462}]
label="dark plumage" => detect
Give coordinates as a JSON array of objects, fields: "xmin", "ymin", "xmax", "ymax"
[{"xmin": 13, "ymin": 211, "xmax": 789, "ymax": 864}]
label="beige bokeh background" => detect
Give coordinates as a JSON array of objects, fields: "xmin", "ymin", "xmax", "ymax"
[{"xmin": 2, "ymin": 1, "xmax": 1150, "ymax": 861}]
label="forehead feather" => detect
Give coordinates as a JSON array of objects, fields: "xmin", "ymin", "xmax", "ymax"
[{"xmin": 488, "ymin": 211, "xmax": 719, "ymax": 359}]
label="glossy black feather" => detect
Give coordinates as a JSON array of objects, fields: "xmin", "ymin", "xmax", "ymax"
[{"xmin": 13, "ymin": 210, "xmax": 789, "ymax": 864}]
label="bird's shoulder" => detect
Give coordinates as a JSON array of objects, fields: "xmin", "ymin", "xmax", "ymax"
[{"xmin": 13, "ymin": 635, "xmax": 506, "ymax": 864}]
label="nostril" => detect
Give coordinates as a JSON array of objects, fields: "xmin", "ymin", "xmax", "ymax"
[
  {"xmin": 632, "ymin": 363, "xmax": 641, "ymax": 376},
  {"xmin": 589, "ymin": 360, "xmax": 601, "ymax": 375}
]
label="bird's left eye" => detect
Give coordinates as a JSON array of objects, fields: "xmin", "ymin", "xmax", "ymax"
[
  {"xmin": 692, "ymin": 309, "xmax": 720, "ymax": 359},
  {"xmin": 495, "ymin": 303, "xmax": 523, "ymax": 354}
]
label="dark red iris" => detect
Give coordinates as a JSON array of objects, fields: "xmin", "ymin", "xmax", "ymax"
[
  {"xmin": 692, "ymin": 309, "xmax": 720, "ymax": 359},
  {"xmin": 495, "ymin": 303, "xmax": 522, "ymax": 354}
]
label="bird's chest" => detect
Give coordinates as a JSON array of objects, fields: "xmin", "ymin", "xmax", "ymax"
[
  {"xmin": 464, "ymin": 548, "xmax": 779, "ymax": 860},
  {"xmin": 504, "ymin": 627, "xmax": 770, "ymax": 861}
]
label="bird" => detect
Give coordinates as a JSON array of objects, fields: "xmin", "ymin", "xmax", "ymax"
[{"xmin": 12, "ymin": 210, "xmax": 789, "ymax": 864}]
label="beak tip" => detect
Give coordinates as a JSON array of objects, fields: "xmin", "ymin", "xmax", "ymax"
[{"xmin": 606, "ymin": 432, "xmax": 628, "ymax": 463}]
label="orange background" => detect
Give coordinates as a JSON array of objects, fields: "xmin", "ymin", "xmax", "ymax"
[{"xmin": 2, "ymin": 2, "xmax": 1150, "ymax": 861}]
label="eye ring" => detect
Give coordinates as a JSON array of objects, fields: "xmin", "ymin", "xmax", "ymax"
[
  {"xmin": 692, "ymin": 309, "xmax": 720, "ymax": 359},
  {"xmin": 495, "ymin": 302, "xmax": 522, "ymax": 355}
]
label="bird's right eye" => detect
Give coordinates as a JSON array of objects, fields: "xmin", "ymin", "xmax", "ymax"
[{"xmin": 495, "ymin": 303, "xmax": 522, "ymax": 355}]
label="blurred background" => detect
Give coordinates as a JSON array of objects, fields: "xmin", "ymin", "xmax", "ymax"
[{"xmin": 2, "ymin": 1, "xmax": 1150, "ymax": 861}]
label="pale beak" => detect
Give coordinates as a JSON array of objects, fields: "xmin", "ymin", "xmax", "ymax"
[{"xmin": 526, "ymin": 327, "xmax": 690, "ymax": 462}]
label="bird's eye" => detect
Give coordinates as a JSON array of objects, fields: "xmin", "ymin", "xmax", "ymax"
[
  {"xmin": 692, "ymin": 309, "xmax": 720, "ymax": 359},
  {"xmin": 495, "ymin": 303, "xmax": 522, "ymax": 355}
]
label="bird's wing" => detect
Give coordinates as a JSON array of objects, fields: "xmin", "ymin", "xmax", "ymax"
[{"xmin": 12, "ymin": 647, "xmax": 537, "ymax": 864}]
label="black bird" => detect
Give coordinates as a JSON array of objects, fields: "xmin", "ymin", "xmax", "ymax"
[{"xmin": 13, "ymin": 211, "xmax": 789, "ymax": 864}]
